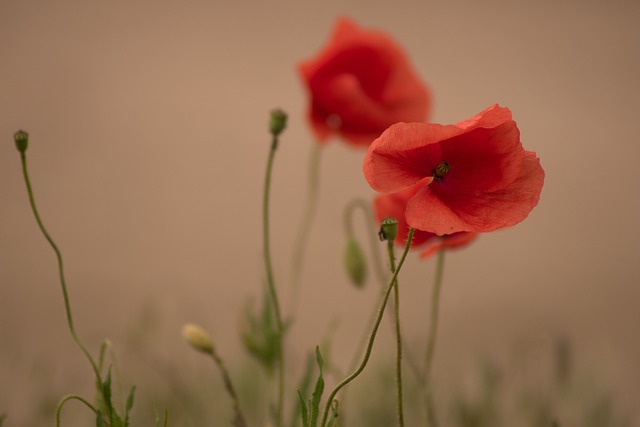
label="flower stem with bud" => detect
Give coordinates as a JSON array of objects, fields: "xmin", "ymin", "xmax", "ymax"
[
  {"xmin": 381, "ymin": 217, "xmax": 405, "ymax": 427},
  {"xmin": 182, "ymin": 324, "xmax": 248, "ymax": 427},
  {"xmin": 320, "ymin": 228, "xmax": 415, "ymax": 427},
  {"xmin": 14, "ymin": 130, "xmax": 103, "ymax": 388},
  {"xmin": 264, "ymin": 110, "xmax": 287, "ymax": 427}
]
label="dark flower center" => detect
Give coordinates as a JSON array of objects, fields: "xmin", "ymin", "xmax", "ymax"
[{"xmin": 433, "ymin": 161, "xmax": 450, "ymax": 181}]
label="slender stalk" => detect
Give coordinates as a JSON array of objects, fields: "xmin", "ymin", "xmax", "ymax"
[
  {"xmin": 290, "ymin": 143, "xmax": 322, "ymax": 306},
  {"xmin": 320, "ymin": 229, "xmax": 415, "ymax": 427},
  {"xmin": 423, "ymin": 249, "xmax": 446, "ymax": 427},
  {"xmin": 19, "ymin": 152, "xmax": 102, "ymax": 383},
  {"xmin": 262, "ymin": 135, "xmax": 285, "ymax": 427},
  {"xmin": 343, "ymin": 199, "xmax": 422, "ymax": 387},
  {"xmin": 55, "ymin": 394, "xmax": 98, "ymax": 427},
  {"xmin": 387, "ymin": 241, "xmax": 404, "ymax": 427},
  {"xmin": 209, "ymin": 349, "xmax": 248, "ymax": 427}
]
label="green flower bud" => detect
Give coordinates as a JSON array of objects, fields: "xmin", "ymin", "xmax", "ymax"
[
  {"xmin": 182, "ymin": 323, "xmax": 214, "ymax": 355},
  {"xmin": 344, "ymin": 237, "xmax": 367, "ymax": 288},
  {"xmin": 269, "ymin": 109, "xmax": 287, "ymax": 137},
  {"xmin": 378, "ymin": 216, "xmax": 398, "ymax": 243},
  {"xmin": 14, "ymin": 130, "xmax": 29, "ymax": 153}
]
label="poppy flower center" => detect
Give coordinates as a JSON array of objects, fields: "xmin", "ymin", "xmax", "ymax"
[{"xmin": 433, "ymin": 161, "xmax": 450, "ymax": 181}]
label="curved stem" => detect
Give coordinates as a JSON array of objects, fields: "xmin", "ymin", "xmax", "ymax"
[
  {"xmin": 262, "ymin": 136, "xmax": 285, "ymax": 427},
  {"xmin": 423, "ymin": 249, "xmax": 445, "ymax": 427},
  {"xmin": 209, "ymin": 348, "xmax": 248, "ymax": 427},
  {"xmin": 320, "ymin": 229, "xmax": 415, "ymax": 427},
  {"xmin": 343, "ymin": 199, "xmax": 423, "ymax": 392},
  {"xmin": 387, "ymin": 241, "xmax": 404, "ymax": 427},
  {"xmin": 290, "ymin": 143, "xmax": 322, "ymax": 306},
  {"xmin": 19, "ymin": 153, "xmax": 102, "ymax": 383},
  {"xmin": 55, "ymin": 394, "xmax": 98, "ymax": 427}
]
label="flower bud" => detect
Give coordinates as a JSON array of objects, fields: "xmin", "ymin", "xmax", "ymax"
[
  {"xmin": 378, "ymin": 216, "xmax": 398, "ymax": 243},
  {"xmin": 269, "ymin": 109, "xmax": 287, "ymax": 137},
  {"xmin": 343, "ymin": 237, "xmax": 367, "ymax": 288},
  {"xmin": 14, "ymin": 130, "xmax": 29, "ymax": 153},
  {"xmin": 182, "ymin": 323, "xmax": 214, "ymax": 355}
]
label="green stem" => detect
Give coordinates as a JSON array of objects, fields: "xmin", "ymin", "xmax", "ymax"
[
  {"xmin": 55, "ymin": 394, "xmax": 98, "ymax": 427},
  {"xmin": 423, "ymin": 249, "xmax": 445, "ymax": 427},
  {"xmin": 387, "ymin": 241, "xmax": 404, "ymax": 427},
  {"xmin": 208, "ymin": 348, "xmax": 248, "ymax": 427},
  {"xmin": 320, "ymin": 229, "xmax": 415, "ymax": 427},
  {"xmin": 262, "ymin": 136, "xmax": 285, "ymax": 427},
  {"xmin": 19, "ymin": 152, "xmax": 102, "ymax": 383},
  {"xmin": 290, "ymin": 143, "xmax": 322, "ymax": 305}
]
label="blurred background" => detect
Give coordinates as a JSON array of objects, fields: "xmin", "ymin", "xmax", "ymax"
[{"xmin": 1, "ymin": 0, "xmax": 639, "ymax": 425}]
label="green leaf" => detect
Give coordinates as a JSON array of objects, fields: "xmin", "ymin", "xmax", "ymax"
[
  {"xmin": 96, "ymin": 410, "xmax": 105, "ymax": 427},
  {"xmin": 102, "ymin": 369, "xmax": 114, "ymax": 415},
  {"xmin": 310, "ymin": 346, "xmax": 325, "ymax": 427},
  {"xmin": 298, "ymin": 391, "xmax": 309, "ymax": 427},
  {"xmin": 290, "ymin": 353, "xmax": 315, "ymax": 427},
  {"xmin": 124, "ymin": 386, "xmax": 136, "ymax": 427},
  {"xmin": 101, "ymin": 368, "xmax": 125, "ymax": 427},
  {"xmin": 0, "ymin": 413, "xmax": 7, "ymax": 427},
  {"xmin": 240, "ymin": 289, "xmax": 279, "ymax": 374}
]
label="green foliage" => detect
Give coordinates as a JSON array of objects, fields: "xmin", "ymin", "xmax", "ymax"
[
  {"xmin": 291, "ymin": 353, "xmax": 316, "ymax": 427},
  {"xmin": 310, "ymin": 347, "xmax": 325, "ymax": 427},
  {"xmin": 0, "ymin": 413, "xmax": 7, "ymax": 427},
  {"xmin": 299, "ymin": 347, "xmax": 326, "ymax": 427},
  {"xmin": 96, "ymin": 369, "xmax": 135, "ymax": 427},
  {"xmin": 240, "ymin": 289, "xmax": 280, "ymax": 375}
]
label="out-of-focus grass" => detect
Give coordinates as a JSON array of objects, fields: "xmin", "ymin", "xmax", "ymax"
[{"xmin": 3, "ymin": 307, "xmax": 632, "ymax": 427}]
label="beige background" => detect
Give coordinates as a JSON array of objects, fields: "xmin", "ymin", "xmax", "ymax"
[{"xmin": 1, "ymin": 0, "xmax": 639, "ymax": 425}]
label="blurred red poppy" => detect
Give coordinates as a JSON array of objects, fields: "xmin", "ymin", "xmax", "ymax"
[
  {"xmin": 364, "ymin": 105, "xmax": 544, "ymax": 235},
  {"xmin": 374, "ymin": 180, "xmax": 478, "ymax": 259},
  {"xmin": 299, "ymin": 17, "xmax": 431, "ymax": 148}
]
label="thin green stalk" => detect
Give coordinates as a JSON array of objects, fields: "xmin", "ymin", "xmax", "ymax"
[
  {"xmin": 343, "ymin": 200, "xmax": 422, "ymax": 387},
  {"xmin": 290, "ymin": 143, "xmax": 322, "ymax": 306},
  {"xmin": 209, "ymin": 348, "xmax": 248, "ymax": 427},
  {"xmin": 55, "ymin": 394, "xmax": 98, "ymax": 427},
  {"xmin": 263, "ymin": 135, "xmax": 285, "ymax": 427},
  {"xmin": 19, "ymin": 152, "xmax": 102, "ymax": 383},
  {"xmin": 423, "ymin": 249, "xmax": 446, "ymax": 427},
  {"xmin": 320, "ymin": 229, "xmax": 416, "ymax": 427},
  {"xmin": 387, "ymin": 241, "xmax": 404, "ymax": 427}
]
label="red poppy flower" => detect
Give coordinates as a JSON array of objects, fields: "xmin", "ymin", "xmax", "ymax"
[
  {"xmin": 299, "ymin": 17, "xmax": 431, "ymax": 148},
  {"xmin": 364, "ymin": 105, "xmax": 544, "ymax": 235},
  {"xmin": 374, "ymin": 180, "xmax": 478, "ymax": 259}
]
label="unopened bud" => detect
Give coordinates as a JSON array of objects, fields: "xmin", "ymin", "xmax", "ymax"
[
  {"xmin": 378, "ymin": 217, "xmax": 398, "ymax": 243},
  {"xmin": 344, "ymin": 237, "xmax": 367, "ymax": 288},
  {"xmin": 269, "ymin": 109, "xmax": 287, "ymax": 137},
  {"xmin": 182, "ymin": 323, "xmax": 214, "ymax": 355},
  {"xmin": 14, "ymin": 130, "xmax": 29, "ymax": 153}
]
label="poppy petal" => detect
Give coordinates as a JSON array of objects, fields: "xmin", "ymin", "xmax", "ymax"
[{"xmin": 406, "ymin": 151, "xmax": 544, "ymax": 234}]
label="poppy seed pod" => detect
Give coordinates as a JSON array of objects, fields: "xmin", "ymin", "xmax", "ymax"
[{"xmin": 379, "ymin": 216, "xmax": 398, "ymax": 243}]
